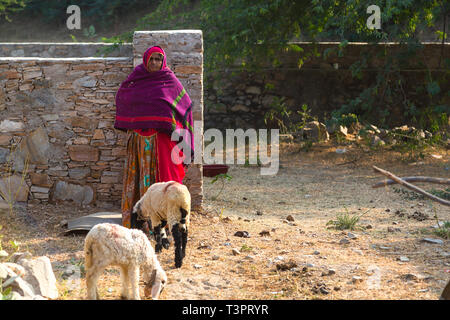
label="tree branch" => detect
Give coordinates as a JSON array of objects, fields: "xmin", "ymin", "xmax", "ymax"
[
  {"xmin": 372, "ymin": 166, "xmax": 450, "ymax": 206},
  {"xmin": 372, "ymin": 176, "xmax": 450, "ymax": 188}
]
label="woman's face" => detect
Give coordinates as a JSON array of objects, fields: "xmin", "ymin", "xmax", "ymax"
[{"xmin": 147, "ymin": 52, "xmax": 164, "ymax": 72}]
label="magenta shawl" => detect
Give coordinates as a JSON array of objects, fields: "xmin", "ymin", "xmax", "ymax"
[{"xmin": 114, "ymin": 58, "xmax": 194, "ymax": 160}]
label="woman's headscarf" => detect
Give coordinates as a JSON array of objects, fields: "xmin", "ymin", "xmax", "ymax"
[{"xmin": 143, "ymin": 46, "xmax": 167, "ymax": 71}]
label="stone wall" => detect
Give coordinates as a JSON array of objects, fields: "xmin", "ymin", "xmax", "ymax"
[
  {"xmin": 204, "ymin": 42, "xmax": 449, "ymax": 130},
  {"xmin": 0, "ymin": 43, "xmax": 132, "ymax": 58},
  {"xmin": 0, "ymin": 57, "xmax": 133, "ymax": 208},
  {"xmin": 0, "ymin": 31, "xmax": 204, "ymax": 211}
]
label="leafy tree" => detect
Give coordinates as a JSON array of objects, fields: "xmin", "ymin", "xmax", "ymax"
[
  {"xmin": 18, "ymin": 0, "xmax": 157, "ymax": 29},
  {"xmin": 0, "ymin": 0, "xmax": 26, "ymax": 21},
  {"xmin": 104, "ymin": 1, "xmax": 450, "ymax": 132}
]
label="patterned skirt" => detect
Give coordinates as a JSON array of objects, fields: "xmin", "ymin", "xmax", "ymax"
[
  {"xmin": 121, "ymin": 130, "xmax": 186, "ymax": 228},
  {"xmin": 121, "ymin": 131, "xmax": 158, "ymax": 228}
]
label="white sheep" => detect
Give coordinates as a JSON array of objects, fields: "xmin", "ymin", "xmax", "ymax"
[
  {"xmin": 84, "ymin": 223, "xmax": 167, "ymax": 300},
  {"xmin": 132, "ymin": 181, "xmax": 191, "ymax": 268}
]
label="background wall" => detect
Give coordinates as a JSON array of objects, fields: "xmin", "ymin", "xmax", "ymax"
[
  {"xmin": 203, "ymin": 42, "xmax": 449, "ymax": 130},
  {"xmin": 0, "ymin": 31, "xmax": 204, "ymax": 211}
]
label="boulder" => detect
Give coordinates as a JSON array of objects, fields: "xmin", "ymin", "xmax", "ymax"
[
  {"xmin": 14, "ymin": 127, "xmax": 51, "ymax": 171},
  {"xmin": 10, "ymin": 252, "xmax": 32, "ymax": 263},
  {"xmin": 18, "ymin": 256, "xmax": 59, "ymax": 299},
  {"xmin": 0, "ymin": 174, "xmax": 29, "ymax": 202},
  {"xmin": 1, "ymin": 263, "xmax": 36, "ymax": 299},
  {"xmin": 53, "ymin": 181, "xmax": 94, "ymax": 206}
]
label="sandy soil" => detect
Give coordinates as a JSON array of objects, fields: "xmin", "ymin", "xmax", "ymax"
[{"xmin": 1, "ymin": 141, "xmax": 449, "ymax": 300}]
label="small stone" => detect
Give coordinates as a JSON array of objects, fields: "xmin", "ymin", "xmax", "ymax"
[
  {"xmin": 286, "ymin": 215, "xmax": 295, "ymax": 222},
  {"xmin": 212, "ymin": 255, "xmax": 220, "ymax": 261},
  {"xmin": 234, "ymin": 231, "xmax": 250, "ymax": 238},
  {"xmin": 232, "ymin": 248, "xmax": 240, "ymax": 256},
  {"xmin": 334, "ymin": 286, "xmax": 341, "ymax": 291},
  {"xmin": 194, "ymin": 264, "xmax": 203, "ymax": 269},
  {"xmin": 339, "ymin": 238, "xmax": 350, "ymax": 245},
  {"xmin": 197, "ymin": 243, "xmax": 212, "ymax": 250},
  {"xmin": 398, "ymin": 256, "xmax": 410, "ymax": 262},
  {"xmin": 313, "ymin": 250, "xmax": 320, "ymax": 255},
  {"xmin": 352, "ymin": 276, "xmax": 363, "ymax": 284},
  {"xmin": 401, "ymin": 273, "xmax": 418, "ymax": 281},
  {"xmin": 259, "ymin": 230, "xmax": 271, "ymax": 237},
  {"xmin": 422, "ymin": 238, "xmax": 444, "ymax": 245},
  {"xmin": 319, "ymin": 287, "xmax": 330, "ymax": 294},
  {"xmin": 379, "ymin": 246, "xmax": 391, "ymax": 250},
  {"xmin": 10, "ymin": 252, "xmax": 32, "ymax": 263},
  {"xmin": 321, "ymin": 269, "xmax": 336, "ymax": 276},
  {"xmin": 256, "ymin": 210, "xmax": 263, "ymax": 216},
  {"xmin": 347, "ymin": 232, "xmax": 357, "ymax": 239},
  {"xmin": 0, "ymin": 250, "xmax": 9, "ymax": 257},
  {"xmin": 276, "ymin": 260, "xmax": 298, "ymax": 271}
]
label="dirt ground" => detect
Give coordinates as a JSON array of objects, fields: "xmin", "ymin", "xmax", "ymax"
[{"xmin": 1, "ymin": 141, "xmax": 449, "ymax": 300}]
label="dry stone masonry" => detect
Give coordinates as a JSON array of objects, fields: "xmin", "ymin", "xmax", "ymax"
[{"xmin": 0, "ymin": 31, "xmax": 204, "ymax": 211}]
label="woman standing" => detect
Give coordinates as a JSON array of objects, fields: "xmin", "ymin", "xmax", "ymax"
[{"xmin": 114, "ymin": 46, "xmax": 194, "ymax": 229}]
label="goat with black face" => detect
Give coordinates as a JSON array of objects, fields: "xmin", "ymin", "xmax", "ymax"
[{"xmin": 133, "ymin": 181, "xmax": 191, "ymax": 268}]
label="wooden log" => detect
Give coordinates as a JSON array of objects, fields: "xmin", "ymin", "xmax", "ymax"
[
  {"xmin": 372, "ymin": 166, "xmax": 450, "ymax": 206},
  {"xmin": 372, "ymin": 176, "xmax": 450, "ymax": 188}
]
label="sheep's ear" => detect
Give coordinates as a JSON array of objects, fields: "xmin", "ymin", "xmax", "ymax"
[
  {"xmin": 151, "ymin": 280, "xmax": 163, "ymax": 300},
  {"xmin": 133, "ymin": 201, "xmax": 141, "ymax": 215}
]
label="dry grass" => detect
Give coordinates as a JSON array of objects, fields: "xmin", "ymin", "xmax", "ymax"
[{"xmin": 0, "ymin": 141, "xmax": 449, "ymax": 300}]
